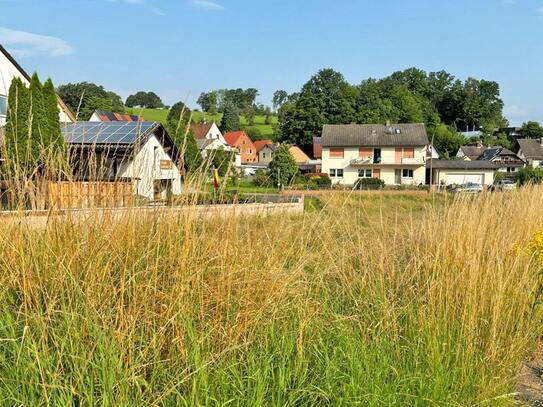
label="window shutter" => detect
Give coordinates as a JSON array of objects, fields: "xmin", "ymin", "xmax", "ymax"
[
  {"xmin": 330, "ymin": 148, "xmax": 344, "ymax": 158},
  {"xmin": 359, "ymin": 147, "xmax": 372, "ymax": 158},
  {"xmin": 404, "ymin": 148, "xmax": 415, "ymax": 158}
]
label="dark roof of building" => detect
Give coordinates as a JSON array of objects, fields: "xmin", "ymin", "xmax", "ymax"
[
  {"xmin": 459, "ymin": 145, "xmax": 488, "ymax": 160},
  {"xmin": 93, "ymin": 110, "xmax": 142, "ymax": 122},
  {"xmin": 431, "ymin": 160, "xmax": 500, "ymax": 170},
  {"xmin": 517, "ymin": 139, "xmax": 543, "ymax": 160},
  {"xmin": 321, "ymin": 123, "xmax": 429, "ymax": 147},
  {"xmin": 190, "ymin": 123, "xmax": 214, "ymax": 139},
  {"xmin": 0, "ymin": 44, "xmax": 76, "ymax": 123},
  {"xmin": 196, "ymin": 138, "xmax": 214, "ymax": 150}
]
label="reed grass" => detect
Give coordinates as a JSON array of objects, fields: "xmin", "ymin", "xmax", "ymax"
[{"xmin": 0, "ymin": 188, "xmax": 542, "ymax": 405}]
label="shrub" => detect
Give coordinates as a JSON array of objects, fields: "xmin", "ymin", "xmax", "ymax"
[
  {"xmin": 517, "ymin": 168, "xmax": 543, "ymax": 186},
  {"xmin": 253, "ymin": 169, "xmax": 272, "ymax": 187},
  {"xmin": 355, "ymin": 177, "xmax": 385, "ymax": 190}
]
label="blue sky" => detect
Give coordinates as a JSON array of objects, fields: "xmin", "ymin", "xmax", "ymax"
[{"xmin": 1, "ymin": 0, "xmax": 542, "ymax": 125}]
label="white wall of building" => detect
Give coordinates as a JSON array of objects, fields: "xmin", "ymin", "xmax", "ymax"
[
  {"xmin": 118, "ymin": 134, "xmax": 182, "ymax": 200},
  {"xmin": 0, "ymin": 49, "xmax": 72, "ymax": 127},
  {"xmin": 433, "ymin": 169, "xmax": 495, "ymax": 186},
  {"xmin": 321, "ymin": 146, "xmax": 427, "ymax": 185}
]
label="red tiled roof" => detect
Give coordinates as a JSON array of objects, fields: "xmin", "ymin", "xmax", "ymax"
[
  {"xmin": 253, "ymin": 139, "xmax": 274, "ymax": 152},
  {"xmin": 224, "ymin": 131, "xmax": 249, "ymax": 147},
  {"xmin": 93, "ymin": 110, "xmax": 142, "ymax": 122},
  {"xmin": 190, "ymin": 123, "xmax": 214, "ymax": 139}
]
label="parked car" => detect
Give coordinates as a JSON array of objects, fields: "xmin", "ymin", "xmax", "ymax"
[
  {"xmin": 492, "ymin": 179, "xmax": 517, "ymax": 192},
  {"xmin": 448, "ymin": 182, "xmax": 483, "ymax": 193}
]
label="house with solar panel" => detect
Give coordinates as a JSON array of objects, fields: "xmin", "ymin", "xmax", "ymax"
[
  {"xmin": 0, "ymin": 44, "xmax": 75, "ymax": 127},
  {"xmin": 61, "ymin": 121, "xmax": 183, "ymax": 201},
  {"xmin": 89, "ymin": 109, "xmax": 143, "ymax": 123}
]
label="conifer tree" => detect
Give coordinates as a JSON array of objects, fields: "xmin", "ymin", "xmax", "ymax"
[{"xmin": 4, "ymin": 77, "xmax": 30, "ymax": 169}]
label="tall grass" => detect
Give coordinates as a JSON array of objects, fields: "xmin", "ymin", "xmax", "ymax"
[{"xmin": 0, "ymin": 189, "xmax": 542, "ymax": 405}]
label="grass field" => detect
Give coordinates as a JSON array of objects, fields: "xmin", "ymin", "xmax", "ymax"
[
  {"xmin": 126, "ymin": 108, "xmax": 278, "ymax": 139},
  {"xmin": 1, "ymin": 189, "xmax": 543, "ymax": 404}
]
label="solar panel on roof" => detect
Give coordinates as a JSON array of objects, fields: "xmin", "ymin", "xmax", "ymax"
[{"xmin": 62, "ymin": 122, "xmax": 157, "ymax": 145}]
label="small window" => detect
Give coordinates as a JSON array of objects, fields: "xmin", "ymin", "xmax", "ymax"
[
  {"xmin": 358, "ymin": 169, "xmax": 372, "ymax": 178},
  {"xmin": 330, "ymin": 148, "xmax": 344, "ymax": 158},
  {"xmin": 402, "ymin": 169, "xmax": 413, "ymax": 178},
  {"xmin": 0, "ymin": 95, "xmax": 7, "ymax": 116},
  {"xmin": 329, "ymin": 169, "xmax": 344, "ymax": 178}
]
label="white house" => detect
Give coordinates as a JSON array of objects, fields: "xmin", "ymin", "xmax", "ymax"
[
  {"xmin": 190, "ymin": 122, "xmax": 241, "ymax": 166},
  {"xmin": 0, "ymin": 44, "xmax": 74, "ymax": 127},
  {"xmin": 321, "ymin": 123, "xmax": 430, "ymax": 186},
  {"xmin": 62, "ymin": 121, "xmax": 183, "ymax": 201}
]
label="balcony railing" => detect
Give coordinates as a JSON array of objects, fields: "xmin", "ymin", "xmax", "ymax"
[{"xmin": 350, "ymin": 157, "xmax": 425, "ymax": 166}]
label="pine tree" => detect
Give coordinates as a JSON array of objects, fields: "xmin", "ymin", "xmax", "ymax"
[
  {"xmin": 173, "ymin": 127, "xmax": 202, "ymax": 173},
  {"xmin": 4, "ymin": 77, "xmax": 30, "ymax": 169},
  {"xmin": 29, "ymin": 73, "xmax": 46, "ymax": 157},
  {"xmin": 219, "ymin": 103, "xmax": 241, "ymax": 133},
  {"xmin": 269, "ymin": 144, "xmax": 298, "ymax": 188},
  {"xmin": 42, "ymin": 78, "xmax": 67, "ymax": 175}
]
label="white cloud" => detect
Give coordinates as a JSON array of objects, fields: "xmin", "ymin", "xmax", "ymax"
[
  {"xmin": 0, "ymin": 27, "xmax": 74, "ymax": 57},
  {"xmin": 192, "ymin": 0, "xmax": 224, "ymax": 11},
  {"xmin": 153, "ymin": 8, "xmax": 166, "ymax": 16}
]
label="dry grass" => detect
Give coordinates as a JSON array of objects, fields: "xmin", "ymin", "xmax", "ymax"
[{"xmin": 0, "ymin": 188, "xmax": 542, "ymax": 405}]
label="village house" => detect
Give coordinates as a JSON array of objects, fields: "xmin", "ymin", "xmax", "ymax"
[
  {"xmin": 321, "ymin": 123, "xmax": 430, "ymax": 185},
  {"xmin": 516, "ymin": 138, "xmax": 543, "ymax": 168},
  {"xmin": 190, "ymin": 122, "xmax": 241, "ymax": 165},
  {"xmin": 62, "ymin": 121, "xmax": 183, "ymax": 201},
  {"xmin": 89, "ymin": 109, "xmax": 142, "ymax": 122},
  {"xmin": 430, "ymin": 160, "xmax": 498, "ymax": 187},
  {"xmin": 254, "ymin": 140, "xmax": 277, "ymax": 164},
  {"xmin": 224, "ymin": 130, "xmax": 257, "ymax": 164},
  {"xmin": 0, "ymin": 44, "xmax": 74, "ymax": 127},
  {"xmin": 457, "ymin": 142, "xmax": 524, "ymax": 174}
]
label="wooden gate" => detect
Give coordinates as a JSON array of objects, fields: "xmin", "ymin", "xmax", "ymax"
[{"xmin": 47, "ymin": 181, "xmax": 134, "ymax": 209}]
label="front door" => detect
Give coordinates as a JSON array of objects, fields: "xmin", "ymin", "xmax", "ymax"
[{"xmin": 395, "ymin": 169, "xmax": 402, "ymax": 185}]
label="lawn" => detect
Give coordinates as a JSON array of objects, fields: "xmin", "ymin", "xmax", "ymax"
[
  {"xmin": 126, "ymin": 108, "xmax": 278, "ymax": 139},
  {"xmin": 1, "ymin": 189, "xmax": 542, "ymax": 404}
]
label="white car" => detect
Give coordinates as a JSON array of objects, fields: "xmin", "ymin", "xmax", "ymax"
[{"xmin": 493, "ymin": 179, "xmax": 517, "ymax": 191}]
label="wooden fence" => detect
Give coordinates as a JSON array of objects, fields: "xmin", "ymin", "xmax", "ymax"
[{"xmin": 47, "ymin": 181, "xmax": 134, "ymax": 209}]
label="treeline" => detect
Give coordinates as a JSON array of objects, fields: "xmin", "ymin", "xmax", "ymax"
[
  {"xmin": 275, "ymin": 68, "xmax": 508, "ymax": 157},
  {"xmin": 197, "ymin": 88, "xmax": 272, "ymax": 117}
]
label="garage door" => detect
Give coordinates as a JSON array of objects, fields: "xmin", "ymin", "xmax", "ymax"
[{"xmin": 444, "ymin": 172, "xmax": 484, "ymax": 185}]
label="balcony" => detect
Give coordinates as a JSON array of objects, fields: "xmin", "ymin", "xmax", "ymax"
[{"xmin": 350, "ymin": 157, "xmax": 425, "ymax": 166}]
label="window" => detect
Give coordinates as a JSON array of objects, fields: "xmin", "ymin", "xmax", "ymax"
[
  {"xmin": 329, "ymin": 169, "xmax": 344, "ymax": 178},
  {"xmin": 330, "ymin": 148, "xmax": 344, "ymax": 158},
  {"xmin": 262, "ymin": 153, "xmax": 266, "ymax": 159},
  {"xmin": 402, "ymin": 169, "xmax": 414, "ymax": 178},
  {"xmin": 0, "ymin": 95, "xmax": 6, "ymax": 116},
  {"xmin": 358, "ymin": 169, "xmax": 372, "ymax": 178}
]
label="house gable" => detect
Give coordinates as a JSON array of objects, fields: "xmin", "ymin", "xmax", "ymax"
[{"xmin": 0, "ymin": 44, "xmax": 75, "ymax": 125}]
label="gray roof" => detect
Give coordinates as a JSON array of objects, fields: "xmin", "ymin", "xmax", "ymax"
[
  {"xmin": 431, "ymin": 160, "xmax": 500, "ymax": 170},
  {"xmin": 517, "ymin": 139, "xmax": 543, "ymax": 160},
  {"xmin": 62, "ymin": 121, "xmax": 159, "ymax": 145},
  {"xmin": 321, "ymin": 123, "xmax": 429, "ymax": 147},
  {"xmin": 459, "ymin": 145, "xmax": 487, "ymax": 160},
  {"xmin": 196, "ymin": 138, "xmax": 214, "ymax": 150}
]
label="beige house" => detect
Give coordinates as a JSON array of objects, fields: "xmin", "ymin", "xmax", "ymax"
[
  {"xmin": 254, "ymin": 140, "xmax": 277, "ymax": 164},
  {"xmin": 516, "ymin": 138, "xmax": 543, "ymax": 168},
  {"xmin": 321, "ymin": 123, "xmax": 430, "ymax": 186}
]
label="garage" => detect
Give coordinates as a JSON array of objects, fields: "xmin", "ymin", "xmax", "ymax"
[
  {"xmin": 430, "ymin": 160, "xmax": 499, "ymax": 188},
  {"xmin": 442, "ymin": 172, "xmax": 484, "ymax": 185}
]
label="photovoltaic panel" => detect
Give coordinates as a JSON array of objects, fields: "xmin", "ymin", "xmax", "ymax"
[{"xmin": 62, "ymin": 122, "xmax": 157, "ymax": 145}]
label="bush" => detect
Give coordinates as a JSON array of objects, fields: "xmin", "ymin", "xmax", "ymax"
[
  {"xmin": 253, "ymin": 169, "xmax": 272, "ymax": 187},
  {"xmin": 354, "ymin": 177, "xmax": 385, "ymax": 190},
  {"xmin": 517, "ymin": 168, "xmax": 543, "ymax": 186}
]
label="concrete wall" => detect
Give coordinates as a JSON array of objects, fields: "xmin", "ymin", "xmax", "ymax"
[
  {"xmin": 0, "ymin": 201, "xmax": 304, "ymax": 230},
  {"xmin": 321, "ymin": 146, "xmax": 427, "ymax": 186},
  {"xmin": 119, "ymin": 134, "xmax": 182, "ymax": 200},
  {"xmin": 432, "ymin": 169, "xmax": 495, "ymax": 186},
  {"xmin": 0, "ymin": 48, "xmax": 72, "ymax": 126}
]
